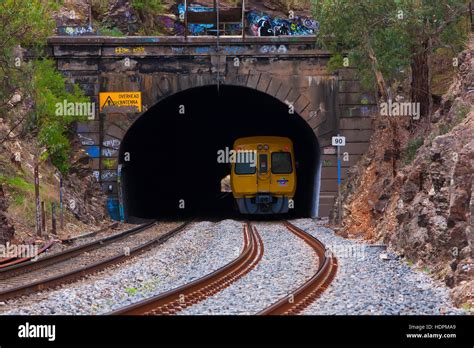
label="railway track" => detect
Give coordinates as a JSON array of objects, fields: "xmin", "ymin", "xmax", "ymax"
[
  {"xmin": 0, "ymin": 222, "xmax": 154, "ymax": 280},
  {"xmin": 257, "ymin": 220, "xmax": 338, "ymax": 315},
  {"xmin": 0, "ymin": 222, "xmax": 188, "ymax": 301},
  {"xmin": 110, "ymin": 222, "xmax": 264, "ymax": 315},
  {"xmin": 110, "ymin": 220, "xmax": 336, "ymax": 315}
]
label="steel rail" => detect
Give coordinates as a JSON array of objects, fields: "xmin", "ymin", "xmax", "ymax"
[
  {"xmin": 0, "ymin": 221, "xmax": 155, "ymax": 280},
  {"xmin": 110, "ymin": 222, "xmax": 263, "ymax": 315},
  {"xmin": 258, "ymin": 220, "xmax": 338, "ymax": 315},
  {"xmin": 0, "ymin": 222, "xmax": 189, "ymax": 301}
]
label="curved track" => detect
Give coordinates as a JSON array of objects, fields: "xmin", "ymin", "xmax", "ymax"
[
  {"xmin": 111, "ymin": 222, "xmax": 263, "ymax": 315},
  {"xmin": 257, "ymin": 221, "xmax": 338, "ymax": 315}
]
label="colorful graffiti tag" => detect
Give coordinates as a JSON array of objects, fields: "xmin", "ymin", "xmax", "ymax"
[
  {"xmin": 177, "ymin": 3, "xmax": 242, "ymax": 35},
  {"xmin": 247, "ymin": 11, "xmax": 319, "ymax": 36},
  {"xmin": 57, "ymin": 25, "xmax": 95, "ymax": 36}
]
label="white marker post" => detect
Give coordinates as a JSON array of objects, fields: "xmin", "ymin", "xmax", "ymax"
[{"xmin": 332, "ymin": 135, "xmax": 346, "ymax": 224}]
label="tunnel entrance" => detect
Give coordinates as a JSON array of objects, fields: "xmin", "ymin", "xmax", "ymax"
[{"xmin": 119, "ymin": 85, "xmax": 321, "ymax": 221}]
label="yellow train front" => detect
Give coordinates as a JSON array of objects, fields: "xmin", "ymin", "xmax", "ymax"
[{"xmin": 230, "ymin": 136, "xmax": 296, "ymax": 214}]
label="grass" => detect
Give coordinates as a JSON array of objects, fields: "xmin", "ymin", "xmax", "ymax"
[
  {"xmin": 98, "ymin": 26, "xmax": 124, "ymax": 37},
  {"xmin": 422, "ymin": 266, "xmax": 430, "ymax": 274},
  {"xmin": 406, "ymin": 259, "xmax": 413, "ymax": 267},
  {"xmin": 402, "ymin": 138, "xmax": 424, "ymax": 165},
  {"xmin": 0, "ymin": 174, "xmax": 34, "ymax": 192},
  {"xmin": 462, "ymin": 304, "xmax": 471, "ymax": 311},
  {"xmin": 125, "ymin": 287, "xmax": 138, "ymax": 296}
]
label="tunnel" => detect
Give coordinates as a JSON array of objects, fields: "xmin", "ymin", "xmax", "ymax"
[{"xmin": 118, "ymin": 84, "xmax": 321, "ymax": 221}]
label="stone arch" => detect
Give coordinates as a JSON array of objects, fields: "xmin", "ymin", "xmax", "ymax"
[{"xmin": 116, "ymin": 83, "xmax": 323, "ymax": 221}]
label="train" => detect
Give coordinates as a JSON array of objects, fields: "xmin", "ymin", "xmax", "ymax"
[{"xmin": 230, "ymin": 136, "xmax": 296, "ymax": 214}]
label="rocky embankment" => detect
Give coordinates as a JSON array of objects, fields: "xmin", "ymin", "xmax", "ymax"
[{"xmin": 339, "ymin": 36, "xmax": 474, "ymax": 310}]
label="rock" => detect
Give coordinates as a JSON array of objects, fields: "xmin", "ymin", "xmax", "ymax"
[{"xmin": 0, "ymin": 184, "xmax": 15, "ymax": 245}]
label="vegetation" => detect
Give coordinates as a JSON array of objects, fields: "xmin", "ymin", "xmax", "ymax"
[
  {"xmin": 311, "ymin": 0, "xmax": 470, "ymax": 119},
  {"xmin": 403, "ymin": 138, "xmax": 424, "ymax": 165},
  {"xmin": 0, "ymin": 0, "xmax": 89, "ymax": 173},
  {"xmin": 98, "ymin": 26, "xmax": 125, "ymax": 37},
  {"xmin": 125, "ymin": 287, "xmax": 138, "ymax": 296},
  {"xmin": 131, "ymin": 0, "xmax": 164, "ymax": 35}
]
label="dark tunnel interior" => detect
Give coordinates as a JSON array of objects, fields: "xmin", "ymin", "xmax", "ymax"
[{"xmin": 119, "ymin": 85, "xmax": 321, "ymax": 221}]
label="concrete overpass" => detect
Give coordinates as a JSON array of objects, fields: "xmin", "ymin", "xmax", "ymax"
[{"xmin": 47, "ymin": 35, "xmax": 375, "ymax": 221}]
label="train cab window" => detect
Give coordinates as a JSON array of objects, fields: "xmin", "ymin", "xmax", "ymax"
[
  {"xmin": 235, "ymin": 161, "xmax": 256, "ymax": 174},
  {"xmin": 271, "ymin": 152, "xmax": 292, "ymax": 174},
  {"xmin": 259, "ymin": 154, "xmax": 268, "ymax": 174}
]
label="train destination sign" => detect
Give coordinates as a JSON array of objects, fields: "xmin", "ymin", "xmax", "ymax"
[{"xmin": 99, "ymin": 92, "xmax": 142, "ymax": 112}]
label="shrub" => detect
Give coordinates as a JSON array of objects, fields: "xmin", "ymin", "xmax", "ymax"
[{"xmin": 403, "ymin": 138, "xmax": 424, "ymax": 165}]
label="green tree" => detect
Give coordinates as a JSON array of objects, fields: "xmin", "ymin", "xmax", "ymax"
[
  {"xmin": 312, "ymin": 0, "xmax": 469, "ymax": 118},
  {"xmin": 0, "ymin": 0, "xmax": 58, "ymax": 107},
  {"xmin": 32, "ymin": 59, "xmax": 88, "ymax": 173},
  {"xmin": 0, "ymin": 0, "xmax": 90, "ymax": 173}
]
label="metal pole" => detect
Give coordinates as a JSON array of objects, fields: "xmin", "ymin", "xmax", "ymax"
[
  {"xmin": 337, "ymin": 134, "xmax": 342, "ymax": 224},
  {"xmin": 34, "ymin": 158, "xmax": 41, "ymax": 236},
  {"xmin": 242, "ymin": 0, "xmax": 246, "ymax": 40},
  {"xmin": 51, "ymin": 202, "xmax": 57, "ymax": 235},
  {"xmin": 184, "ymin": 0, "xmax": 188, "ymax": 40},
  {"xmin": 59, "ymin": 173, "xmax": 64, "ymax": 230},
  {"xmin": 41, "ymin": 201, "xmax": 46, "ymax": 234},
  {"xmin": 216, "ymin": 0, "xmax": 220, "ymax": 92}
]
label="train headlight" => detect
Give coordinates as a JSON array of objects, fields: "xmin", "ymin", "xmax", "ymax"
[
  {"xmin": 263, "ymin": 144, "xmax": 269, "ymax": 150},
  {"xmin": 257, "ymin": 145, "xmax": 263, "ymax": 150}
]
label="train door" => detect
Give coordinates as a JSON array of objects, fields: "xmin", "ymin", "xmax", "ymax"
[{"xmin": 257, "ymin": 152, "xmax": 271, "ymax": 192}]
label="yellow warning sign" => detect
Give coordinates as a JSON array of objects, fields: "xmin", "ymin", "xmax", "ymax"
[{"xmin": 99, "ymin": 92, "xmax": 142, "ymax": 112}]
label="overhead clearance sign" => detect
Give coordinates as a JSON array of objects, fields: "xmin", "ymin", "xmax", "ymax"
[{"xmin": 99, "ymin": 92, "xmax": 142, "ymax": 112}]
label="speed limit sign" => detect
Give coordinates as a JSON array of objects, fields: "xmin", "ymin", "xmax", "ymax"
[{"xmin": 332, "ymin": 136, "xmax": 346, "ymax": 146}]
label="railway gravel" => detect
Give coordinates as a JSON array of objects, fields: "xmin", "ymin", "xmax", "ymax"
[
  {"xmin": 290, "ymin": 219, "xmax": 467, "ymax": 315},
  {"xmin": 179, "ymin": 222, "xmax": 316, "ymax": 315},
  {"xmin": 0, "ymin": 220, "xmax": 243, "ymax": 315}
]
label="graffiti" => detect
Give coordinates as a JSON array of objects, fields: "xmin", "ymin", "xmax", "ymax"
[
  {"xmin": 139, "ymin": 37, "xmax": 160, "ymax": 43},
  {"xmin": 107, "ymin": 197, "xmax": 121, "ymax": 221},
  {"xmin": 195, "ymin": 46, "xmax": 211, "ymax": 54},
  {"xmin": 259, "ymin": 45, "xmax": 287, "ymax": 54},
  {"xmin": 58, "ymin": 25, "xmax": 95, "ymax": 36},
  {"xmin": 360, "ymin": 94, "xmax": 370, "ymax": 116},
  {"xmin": 223, "ymin": 46, "xmax": 247, "ymax": 55},
  {"xmin": 115, "ymin": 47, "xmax": 145, "ymax": 55},
  {"xmin": 178, "ymin": 4, "xmax": 213, "ymax": 35},
  {"xmin": 92, "ymin": 171, "xmax": 100, "ymax": 182},
  {"xmin": 247, "ymin": 10, "xmax": 319, "ymax": 37},
  {"xmin": 102, "ymin": 148, "xmax": 118, "ymax": 157},
  {"xmin": 103, "ymin": 139, "xmax": 120, "ymax": 149},
  {"xmin": 177, "ymin": 4, "xmax": 242, "ymax": 35},
  {"xmin": 101, "ymin": 170, "xmax": 117, "ymax": 181},
  {"xmin": 85, "ymin": 146, "xmax": 100, "ymax": 158},
  {"xmin": 171, "ymin": 47, "xmax": 185, "ymax": 54},
  {"xmin": 78, "ymin": 133, "xmax": 95, "ymax": 146}
]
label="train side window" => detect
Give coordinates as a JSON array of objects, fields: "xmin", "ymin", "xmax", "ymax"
[
  {"xmin": 259, "ymin": 154, "xmax": 268, "ymax": 174},
  {"xmin": 271, "ymin": 152, "xmax": 292, "ymax": 174}
]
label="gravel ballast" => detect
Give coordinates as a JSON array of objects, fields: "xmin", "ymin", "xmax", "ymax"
[
  {"xmin": 179, "ymin": 222, "xmax": 316, "ymax": 315},
  {"xmin": 0, "ymin": 220, "xmax": 243, "ymax": 315},
  {"xmin": 291, "ymin": 219, "xmax": 466, "ymax": 315}
]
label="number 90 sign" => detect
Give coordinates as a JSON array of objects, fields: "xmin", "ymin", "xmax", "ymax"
[{"xmin": 332, "ymin": 136, "xmax": 346, "ymax": 146}]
